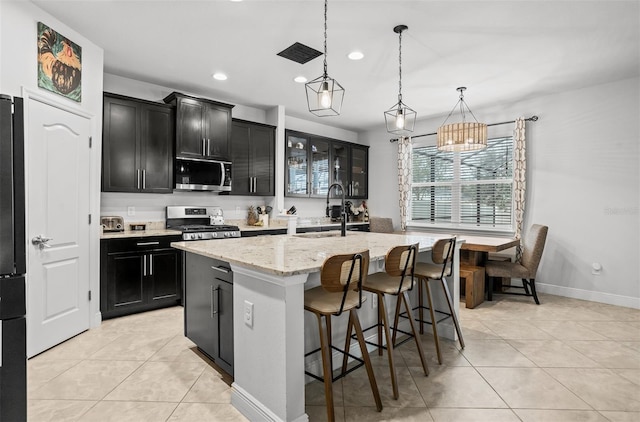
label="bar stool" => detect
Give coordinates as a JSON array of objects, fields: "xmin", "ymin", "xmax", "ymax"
[
  {"xmin": 360, "ymin": 243, "xmax": 429, "ymax": 400},
  {"xmin": 304, "ymin": 250, "xmax": 382, "ymax": 422},
  {"xmin": 413, "ymin": 237, "xmax": 465, "ymax": 364}
]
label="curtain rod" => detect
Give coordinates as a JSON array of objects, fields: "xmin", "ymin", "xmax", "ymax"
[{"xmin": 389, "ymin": 115, "xmax": 539, "ymax": 143}]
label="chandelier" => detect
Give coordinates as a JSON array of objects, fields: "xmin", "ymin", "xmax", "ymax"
[
  {"xmin": 437, "ymin": 87, "xmax": 487, "ymax": 152},
  {"xmin": 384, "ymin": 24, "xmax": 416, "ymax": 135}
]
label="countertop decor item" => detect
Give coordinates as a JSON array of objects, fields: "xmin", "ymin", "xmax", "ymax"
[
  {"xmin": 305, "ymin": 0, "xmax": 345, "ymax": 117},
  {"xmin": 437, "ymin": 87, "xmax": 487, "ymax": 152},
  {"xmin": 384, "ymin": 24, "xmax": 416, "ymax": 136},
  {"xmin": 247, "ymin": 206, "xmax": 258, "ymax": 226}
]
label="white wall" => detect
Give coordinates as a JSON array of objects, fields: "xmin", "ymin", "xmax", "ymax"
[
  {"xmin": 1, "ymin": 0, "xmax": 105, "ymax": 325},
  {"xmin": 361, "ymin": 77, "xmax": 640, "ymax": 308}
]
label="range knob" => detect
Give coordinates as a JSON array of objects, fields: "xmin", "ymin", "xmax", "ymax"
[{"xmin": 197, "ymin": 233, "xmax": 203, "ymax": 239}]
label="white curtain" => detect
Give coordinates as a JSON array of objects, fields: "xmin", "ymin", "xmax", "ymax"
[
  {"xmin": 397, "ymin": 136, "xmax": 412, "ymax": 231},
  {"xmin": 513, "ymin": 117, "xmax": 526, "ymax": 261}
]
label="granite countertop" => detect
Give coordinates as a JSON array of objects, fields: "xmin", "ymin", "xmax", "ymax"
[{"xmin": 172, "ymin": 231, "xmax": 449, "ymax": 277}]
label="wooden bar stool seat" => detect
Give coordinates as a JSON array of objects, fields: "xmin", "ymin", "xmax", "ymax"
[
  {"xmin": 412, "ymin": 237, "xmax": 465, "ymax": 364},
  {"xmin": 304, "ymin": 250, "xmax": 382, "ymax": 422},
  {"xmin": 359, "ymin": 243, "xmax": 429, "ymax": 401}
]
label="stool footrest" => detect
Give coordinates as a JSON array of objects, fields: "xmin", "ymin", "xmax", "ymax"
[{"xmin": 304, "ymin": 345, "xmax": 366, "ymax": 383}]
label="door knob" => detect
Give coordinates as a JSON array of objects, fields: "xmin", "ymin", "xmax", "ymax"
[{"xmin": 31, "ymin": 235, "xmax": 52, "ymax": 250}]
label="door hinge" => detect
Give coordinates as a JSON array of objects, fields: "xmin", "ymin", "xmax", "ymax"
[
  {"xmin": 89, "ymin": 136, "xmax": 92, "ymax": 148},
  {"xmin": 88, "ymin": 214, "xmax": 92, "ymax": 224},
  {"xmin": 88, "ymin": 290, "xmax": 92, "ymax": 301}
]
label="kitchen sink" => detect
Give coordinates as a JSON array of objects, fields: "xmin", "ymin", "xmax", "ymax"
[{"xmin": 293, "ymin": 232, "xmax": 345, "ymax": 239}]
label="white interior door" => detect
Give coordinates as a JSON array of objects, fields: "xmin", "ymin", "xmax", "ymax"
[{"xmin": 26, "ymin": 97, "xmax": 91, "ymax": 358}]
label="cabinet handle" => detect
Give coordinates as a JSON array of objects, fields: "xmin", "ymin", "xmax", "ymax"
[
  {"xmin": 143, "ymin": 254, "xmax": 147, "ymax": 276},
  {"xmin": 136, "ymin": 241, "xmax": 159, "ymax": 246},
  {"xmin": 211, "ymin": 285, "xmax": 219, "ymax": 317},
  {"xmin": 142, "ymin": 169, "xmax": 146, "ymax": 190},
  {"xmin": 149, "ymin": 254, "xmax": 153, "ymax": 276},
  {"xmin": 207, "ymin": 139, "xmax": 211, "ymax": 156},
  {"xmin": 137, "ymin": 169, "xmax": 141, "ymax": 189},
  {"xmin": 211, "ymin": 265, "xmax": 230, "ymax": 274},
  {"xmin": 202, "ymin": 138, "xmax": 206, "ymax": 156}
]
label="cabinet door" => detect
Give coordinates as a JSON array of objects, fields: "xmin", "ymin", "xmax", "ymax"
[
  {"xmin": 203, "ymin": 104, "xmax": 231, "ymax": 159},
  {"xmin": 330, "ymin": 142, "xmax": 349, "ymax": 198},
  {"xmin": 251, "ymin": 125, "xmax": 275, "ymax": 196},
  {"xmin": 350, "ymin": 145, "xmax": 368, "ymax": 199},
  {"xmin": 215, "ymin": 279, "xmax": 234, "ymax": 375},
  {"xmin": 149, "ymin": 248, "xmax": 181, "ymax": 304},
  {"xmin": 184, "ymin": 253, "xmax": 216, "ymax": 358},
  {"xmin": 102, "ymin": 97, "xmax": 140, "ymax": 192},
  {"xmin": 230, "ymin": 121, "xmax": 251, "ymax": 195},
  {"xmin": 310, "ymin": 138, "xmax": 330, "ymax": 197},
  {"xmin": 105, "ymin": 251, "xmax": 145, "ymax": 312},
  {"xmin": 141, "ymin": 104, "xmax": 174, "ymax": 193},
  {"xmin": 286, "ymin": 133, "xmax": 309, "ymax": 196},
  {"xmin": 176, "ymin": 99, "xmax": 206, "ymax": 158}
]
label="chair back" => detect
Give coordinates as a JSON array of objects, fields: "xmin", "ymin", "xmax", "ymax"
[
  {"xmin": 369, "ymin": 217, "xmax": 394, "ymax": 233},
  {"xmin": 431, "ymin": 237, "xmax": 456, "ymax": 278},
  {"xmin": 384, "ymin": 243, "xmax": 419, "ymax": 293},
  {"xmin": 520, "ymin": 224, "xmax": 548, "ymax": 276},
  {"xmin": 320, "ymin": 250, "xmax": 370, "ymax": 313}
]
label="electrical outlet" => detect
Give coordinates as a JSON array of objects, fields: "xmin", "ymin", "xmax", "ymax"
[
  {"xmin": 244, "ymin": 300, "xmax": 254, "ymax": 328},
  {"xmin": 592, "ymin": 262, "xmax": 603, "ymax": 275},
  {"xmin": 127, "ymin": 206, "xmax": 135, "ymax": 216}
]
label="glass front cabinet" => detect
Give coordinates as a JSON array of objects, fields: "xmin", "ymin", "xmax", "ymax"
[{"xmin": 285, "ymin": 130, "xmax": 368, "ymax": 199}]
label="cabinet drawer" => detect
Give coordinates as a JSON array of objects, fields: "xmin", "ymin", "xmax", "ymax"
[{"xmin": 101, "ymin": 235, "xmax": 181, "ymax": 253}]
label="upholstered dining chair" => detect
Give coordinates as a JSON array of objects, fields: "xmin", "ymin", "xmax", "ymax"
[
  {"xmin": 304, "ymin": 250, "xmax": 382, "ymax": 421},
  {"xmin": 485, "ymin": 224, "xmax": 549, "ymax": 305},
  {"xmin": 369, "ymin": 217, "xmax": 394, "ymax": 233}
]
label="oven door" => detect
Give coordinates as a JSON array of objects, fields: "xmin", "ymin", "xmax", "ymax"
[{"xmin": 175, "ymin": 158, "xmax": 231, "ymax": 192}]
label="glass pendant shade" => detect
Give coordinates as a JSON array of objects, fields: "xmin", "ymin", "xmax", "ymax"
[
  {"xmin": 385, "ymin": 101, "xmax": 416, "ymax": 136},
  {"xmin": 306, "ymin": 75, "xmax": 345, "ymax": 117},
  {"xmin": 437, "ymin": 87, "xmax": 487, "ymax": 151}
]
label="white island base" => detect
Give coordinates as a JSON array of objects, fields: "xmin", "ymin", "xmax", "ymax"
[{"xmin": 172, "ymin": 232, "xmax": 463, "ymax": 422}]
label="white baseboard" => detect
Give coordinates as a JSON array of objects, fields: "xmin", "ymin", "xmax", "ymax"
[
  {"xmin": 536, "ymin": 283, "xmax": 640, "ymax": 309},
  {"xmin": 231, "ymin": 383, "xmax": 309, "ymax": 422}
]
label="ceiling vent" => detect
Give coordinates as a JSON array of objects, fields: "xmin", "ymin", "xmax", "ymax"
[{"xmin": 277, "ymin": 42, "xmax": 322, "ymax": 64}]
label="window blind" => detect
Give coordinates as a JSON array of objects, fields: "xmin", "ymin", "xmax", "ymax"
[{"xmin": 411, "ymin": 137, "xmax": 514, "ymax": 230}]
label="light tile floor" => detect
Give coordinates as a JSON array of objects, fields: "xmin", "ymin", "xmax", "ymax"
[{"xmin": 27, "ymin": 293, "xmax": 640, "ymax": 421}]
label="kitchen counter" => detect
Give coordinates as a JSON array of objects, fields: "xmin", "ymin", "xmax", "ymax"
[
  {"xmin": 173, "ymin": 231, "xmax": 463, "ymax": 422},
  {"xmin": 100, "ymin": 228, "xmax": 181, "ymax": 239}
]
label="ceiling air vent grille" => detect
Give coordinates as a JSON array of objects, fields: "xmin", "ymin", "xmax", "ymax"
[{"xmin": 277, "ymin": 42, "xmax": 322, "ymax": 64}]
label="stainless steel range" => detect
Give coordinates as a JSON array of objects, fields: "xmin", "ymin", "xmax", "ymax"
[{"xmin": 166, "ymin": 206, "xmax": 240, "ymax": 240}]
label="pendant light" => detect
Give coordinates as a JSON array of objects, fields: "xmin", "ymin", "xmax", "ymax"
[
  {"xmin": 305, "ymin": 0, "xmax": 344, "ymax": 117},
  {"xmin": 437, "ymin": 87, "xmax": 487, "ymax": 152},
  {"xmin": 384, "ymin": 25, "xmax": 416, "ymax": 136}
]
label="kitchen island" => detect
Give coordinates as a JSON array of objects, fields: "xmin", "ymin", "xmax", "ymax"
[{"xmin": 172, "ymin": 231, "xmax": 462, "ymax": 422}]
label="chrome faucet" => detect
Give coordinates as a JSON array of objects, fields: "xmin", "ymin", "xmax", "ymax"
[{"xmin": 326, "ymin": 182, "xmax": 347, "ymax": 237}]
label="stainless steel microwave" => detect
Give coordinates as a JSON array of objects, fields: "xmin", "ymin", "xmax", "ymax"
[{"xmin": 175, "ymin": 158, "xmax": 232, "ymax": 192}]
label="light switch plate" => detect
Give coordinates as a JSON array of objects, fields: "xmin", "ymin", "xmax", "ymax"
[{"xmin": 244, "ymin": 300, "xmax": 254, "ymax": 328}]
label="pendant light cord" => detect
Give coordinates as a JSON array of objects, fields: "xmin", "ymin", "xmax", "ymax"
[
  {"xmin": 398, "ymin": 28, "xmax": 403, "ymax": 103},
  {"xmin": 323, "ymin": 0, "xmax": 328, "ymax": 78}
]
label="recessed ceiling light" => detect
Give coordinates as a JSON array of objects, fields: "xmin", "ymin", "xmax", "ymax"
[
  {"xmin": 212, "ymin": 73, "xmax": 228, "ymax": 81},
  {"xmin": 230, "ymin": 0, "xmax": 243, "ymax": 2},
  {"xmin": 294, "ymin": 76, "xmax": 308, "ymax": 83},
  {"xmin": 348, "ymin": 51, "xmax": 364, "ymax": 60}
]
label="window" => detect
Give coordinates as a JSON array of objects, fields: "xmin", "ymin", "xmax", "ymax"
[{"xmin": 410, "ymin": 137, "xmax": 514, "ymax": 231}]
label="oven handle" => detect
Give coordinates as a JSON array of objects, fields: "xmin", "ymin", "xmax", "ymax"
[{"xmin": 137, "ymin": 241, "xmax": 160, "ymax": 246}]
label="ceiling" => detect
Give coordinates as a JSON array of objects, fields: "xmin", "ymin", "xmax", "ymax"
[{"xmin": 32, "ymin": 0, "xmax": 640, "ymax": 133}]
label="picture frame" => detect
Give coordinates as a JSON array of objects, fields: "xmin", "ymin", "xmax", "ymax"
[{"xmin": 37, "ymin": 22, "xmax": 82, "ymax": 102}]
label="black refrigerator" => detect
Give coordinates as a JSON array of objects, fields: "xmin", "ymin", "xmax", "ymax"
[{"xmin": 0, "ymin": 94, "xmax": 26, "ymax": 421}]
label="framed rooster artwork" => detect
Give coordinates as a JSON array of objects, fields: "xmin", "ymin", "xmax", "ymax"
[{"xmin": 37, "ymin": 22, "xmax": 82, "ymax": 102}]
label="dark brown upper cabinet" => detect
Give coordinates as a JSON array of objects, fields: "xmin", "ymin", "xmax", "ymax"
[
  {"xmin": 163, "ymin": 92, "xmax": 234, "ymax": 161},
  {"xmin": 102, "ymin": 93, "xmax": 174, "ymax": 193},
  {"xmin": 230, "ymin": 119, "xmax": 276, "ymax": 196}
]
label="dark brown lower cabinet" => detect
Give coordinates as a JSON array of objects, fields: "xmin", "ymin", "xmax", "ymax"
[
  {"xmin": 184, "ymin": 252, "xmax": 234, "ymax": 376},
  {"xmin": 100, "ymin": 236, "xmax": 182, "ymax": 319}
]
